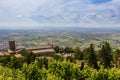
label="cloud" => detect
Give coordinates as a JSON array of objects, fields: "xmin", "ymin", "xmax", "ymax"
[
  {"xmin": 32, "ymin": 0, "xmax": 120, "ymax": 23},
  {"xmin": 0, "ymin": 0, "xmax": 120, "ymax": 27},
  {"xmin": 91, "ymin": 0, "xmax": 112, "ymax": 4}
]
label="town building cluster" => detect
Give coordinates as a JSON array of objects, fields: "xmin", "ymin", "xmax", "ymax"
[{"xmin": 0, "ymin": 40, "xmax": 55, "ymax": 57}]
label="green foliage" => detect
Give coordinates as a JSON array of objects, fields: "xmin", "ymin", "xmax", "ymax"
[
  {"xmin": 52, "ymin": 54, "xmax": 64, "ymax": 61},
  {"xmin": 83, "ymin": 68, "xmax": 120, "ymax": 80},
  {"xmin": 43, "ymin": 57, "xmax": 49, "ymax": 70},
  {"xmin": 66, "ymin": 56, "xmax": 75, "ymax": 63},
  {"xmin": 0, "ymin": 61, "xmax": 120, "ymax": 80},
  {"xmin": 74, "ymin": 47, "xmax": 84, "ymax": 60},
  {"xmin": 0, "ymin": 66, "xmax": 25, "ymax": 80},
  {"xmin": 36, "ymin": 58, "xmax": 43, "ymax": 69},
  {"xmin": 21, "ymin": 50, "xmax": 36, "ymax": 64},
  {"xmin": 0, "ymin": 50, "xmax": 35, "ymax": 69},
  {"xmin": 36, "ymin": 57, "xmax": 49, "ymax": 69},
  {"xmin": 113, "ymin": 49, "xmax": 120, "ymax": 68},
  {"xmin": 7, "ymin": 56, "xmax": 25, "ymax": 69},
  {"xmin": 54, "ymin": 46, "xmax": 73, "ymax": 53},
  {"xmin": 64, "ymin": 46, "xmax": 73, "ymax": 53},
  {"xmin": 22, "ymin": 62, "xmax": 47, "ymax": 80},
  {"xmin": 49, "ymin": 61, "xmax": 82, "ymax": 80},
  {"xmin": 88, "ymin": 44, "xmax": 99, "ymax": 69},
  {"xmin": 83, "ymin": 48, "xmax": 90, "ymax": 61},
  {"xmin": 59, "ymin": 47, "xmax": 64, "ymax": 53},
  {"xmin": 99, "ymin": 42, "xmax": 112, "ymax": 68},
  {"xmin": 0, "ymin": 56, "xmax": 11, "ymax": 66},
  {"xmin": 80, "ymin": 62, "xmax": 84, "ymax": 70},
  {"xmin": 54, "ymin": 46, "xmax": 60, "ymax": 53}
]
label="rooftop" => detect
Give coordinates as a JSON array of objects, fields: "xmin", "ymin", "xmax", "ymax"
[
  {"xmin": 26, "ymin": 46, "xmax": 52, "ymax": 51},
  {"xmin": 32, "ymin": 49, "xmax": 55, "ymax": 54}
]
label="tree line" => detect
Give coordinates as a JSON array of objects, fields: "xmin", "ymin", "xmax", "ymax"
[
  {"xmin": 54, "ymin": 41, "xmax": 120, "ymax": 69},
  {"xmin": 0, "ymin": 41, "xmax": 119, "ymax": 69}
]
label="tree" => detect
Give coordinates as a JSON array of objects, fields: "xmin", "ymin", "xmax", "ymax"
[
  {"xmin": 88, "ymin": 44, "xmax": 99, "ymax": 69},
  {"xmin": 43, "ymin": 57, "xmax": 48, "ymax": 70},
  {"xmin": 54, "ymin": 46, "xmax": 60, "ymax": 53},
  {"xmin": 36, "ymin": 57, "xmax": 49, "ymax": 69},
  {"xmin": 21, "ymin": 50, "xmax": 36, "ymax": 64},
  {"xmin": 59, "ymin": 47, "xmax": 64, "ymax": 53},
  {"xmin": 80, "ymin": 62, "xmax": 84, "ymax": 70},
  {"xmin": 36, "ymin": 58, "xmax": 43, "ymax": 69},
  {"xmin": 113, "ymin": 49, "xmax": 120, "ymax": 68},
  {"xmin": 0, "ymin": 56, "xmax": 11, "ymax": 66},
  {"xmin": 99, "ymin": 42, "xmax": 112, "ymax": 68},
  {"xmin": 74, "ymin": 47, "xmax": 84, "ymax": 60},
  {"xmin": 64, "ymin": 46, "xmax": 73, "ymax": 53},
  {"xmin": 53, "ymin": 54, "xmax": 64, "ymax": 62},
  {"xmin": 66, "ymin": 56, "xmax": 75, "ymax": 63},
  {"xmin": 7, "ymin": 56, "xmax": 25, "ymax": 69},
  {"xmin": 83, "ymin": 48, "xmax": 90, "ymax": 61}
]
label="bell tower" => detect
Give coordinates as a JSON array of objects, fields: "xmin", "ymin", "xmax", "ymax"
[{"xmin": 8, "ymin": 40, "xmax": 16, "ymax": 53}]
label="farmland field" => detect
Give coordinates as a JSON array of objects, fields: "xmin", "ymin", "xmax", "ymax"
[{"xmin": 0, "ymin": 27, "xmax": 120, "ymax": 49}]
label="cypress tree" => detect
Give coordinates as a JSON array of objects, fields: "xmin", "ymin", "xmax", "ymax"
[
  {"xmin": 99, "ymin": 42, "xmax": 112, "ymax": 68},
  {"xmin": 88, "ymin": 44, "xmax": 99, "ymax": 69}
]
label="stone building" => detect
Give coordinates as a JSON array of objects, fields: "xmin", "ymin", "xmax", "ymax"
[
  {"xmin": 11, "ymin": 40, "xmax": 55, "ymax": 57},
  {"xmin": 8, "ymin": 40, "xmax": 16, "ymax": 54}
]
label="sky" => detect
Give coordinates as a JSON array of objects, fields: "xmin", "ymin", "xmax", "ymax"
[{"xmin": 0, "ymin": 0, "xmax": 120, "ymax": 28}]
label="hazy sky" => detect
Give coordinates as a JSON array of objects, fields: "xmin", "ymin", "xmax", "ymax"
[{"xmin": 0, "ymin": 0, "xmax": 120, "ymax": 28}]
